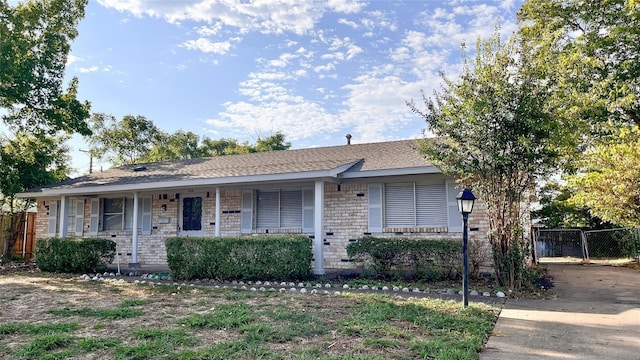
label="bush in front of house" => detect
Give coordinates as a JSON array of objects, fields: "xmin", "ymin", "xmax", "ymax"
[
  {"xmin": 35, "ymin": 237, "xmax": 116, "ymax": 273},
  {"xmin": 165, "ymin": 235, "xmax": 313, "ymax": 281},
  {"xmin": 346, "ymin": 236, "xmax": 463, "ymax": 281}
]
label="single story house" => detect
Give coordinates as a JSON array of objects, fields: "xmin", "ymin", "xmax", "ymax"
[{"xmin": 17, "ymin": 139, "xmax": 488, "ymax": 274}]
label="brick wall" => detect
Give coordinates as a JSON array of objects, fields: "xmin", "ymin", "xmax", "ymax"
[{"xmin": 32, "ymin": 182, "xmax": 492, "ymax": 269}]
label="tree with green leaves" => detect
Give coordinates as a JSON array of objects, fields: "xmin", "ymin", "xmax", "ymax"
[
  {"xmin": 519, "ymin": 0, "xmax": 640, "ymax": 228},
  {"xmin": 407, "ymin": 32, "xmax": 566, "ymax": 289},
  {"xmin": 519, "ymin": 0, "xmax": 640, "ymax": 130},
  {"xmin": 566, "ymin": 127, "xmax": 640, "ymax": 227},
  {"xmin": 87, "ymin": 113, "xmax": 160, "ymax": 166},
  {"xmin": 0, "ymin": 134, "xmax": 70, "ymax": 257},
  {"xmin": 0, "ymin": 0, "xmax": 91, "ymax": 137},
  {"xmin": 88, "ymin": 114, "xmax": 293, "ymax": 165},
  {"xmin": 532, "ymin": 181, "xmax": 616, "ymax": 229},
  {"xmin": 254, "ymin": 132, "xmax": 291, "ymax": 152},
  {"xmin": 143, "ymin": 130, "xmax": 204, "ymax": 162}
]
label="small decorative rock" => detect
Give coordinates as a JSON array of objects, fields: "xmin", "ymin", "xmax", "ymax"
[
  {"xmin": 315, "ymin": 283, "xmax": 322, "ymax": 288},
  {"xmin": 239, "ymin": 281, "xmax": 245, "ymax": 285},
  {"xmin": 310, "ymin": 289, "xmax": 318, "ymax": 295},
  {"xmin": 269, "ymin": 288, "xmax": 276, "ymax": 292},
  {"xmin": 255, "ymin": 281, "xmax": 262, "ymax": 285},
  {"xmin": 280, "ymin": 282, "xmax": 287, "ymax": 286},
  {"xmin": 402, "ymin": 287, "xmax": 409, "ymax": 293},
  {"xmin": 264, "ymin": 281, "xmax": 271, "ymax": 286},
  {"xmin": 371, "ymin": 286, "xmax": 378, "ymax": 291},
  {"xmin": 259, "ymin": 287, "xmax": 266, "ymax": 292},
  {"xmin": 289, "ymin": 287, "xmax": 297, "ymax": 293},
  {"xmin": 458, "ymin": 290, "xmax": 463, "ymax": 295},
  {"xmin": 333, "ymin": 291, "xmax": 341, "ymax": 296},
  {"xmin": 361, "ymin": 285, "xmax": 369, "ymax": 290},
  {"xmin": 214, "ymin": 285, "xmax": 220, "ymax": 289},
  {"xmin": 392, "ymin": 286, "xmax": 400, "ymax": 292},
  {"xmin": 412, "ymin": 288, "xmax": 420, "ymax": 293},
  {"xmin": 300, "ymin": 288, "xmax": 307, "ymax": 294},
  {"xmin": 382, "ymin": 286, "xmax": 389, "ymax": 291},
  {"xmin": 470, "ymin": 290, "xmax": 479, "ymax": 296},
  {"xmin": 342, "ymin": 284, "xmax": 350, "ymax": 289},
  {"xmin": 241, "ymin": 286, "xmax": 247, "ymax": 290},
  {"xmin": 232, "ymin": 280, "xmax": 238, "ymax": 285},
  {"xmin": 128, "ymin": 272, "xmax": 135, "ymax": 276},
  {"xmin": 298, "ymin": 282, "xmax": 305, "ymax": 287},
  {"xmin": 133, "ymin": 280, "xmax": 140, "ymax": 284},
  {"xmin": 323, "ymin": 290, "xmax": 330, "ymax": 295},
  {"xmin": 325, "ymin": 283, "xmax": 332, "ymax": 288},
  {"xmin": 92, "ymin": 276, "xmax": 99, "ymax": 281},
  {"xmin": 279, "ymin": 288, "xmax": 287, "ymax": 293},
  {"xmin": 445, "ymin": 289, "xmax": 454, "ymax": 295},
  {"xmin": 496, "ymin": 291, "xmax": 506, "ymax": 298},
  {"xmin": 288, "ymin": 282, "xmax": 296, "ymax": 287},
  {"xmin": 483, "ymin": 292, "xmax": 491, "ymax": 297}
]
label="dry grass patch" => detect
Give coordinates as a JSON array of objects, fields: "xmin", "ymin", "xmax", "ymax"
[{"xmin": 0, "ymin": 272, "xmax": 498, "ymax": 359}]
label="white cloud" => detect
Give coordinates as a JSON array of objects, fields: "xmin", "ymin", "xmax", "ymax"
[
  {"xmin": 66, "ymin": 54, "xmax": 83, "ymax": 66},
  {"xmin": 98, "ymin": 0, "xmax": 365, "ymax": 35},
  {"xmin": 77, "ymin": 65, "xmax": 99, "ymax": 73},
  {"xmin": 182, "ymin": 38, "xmax": 232, "ymax": 54},
  {"xmin": 337, "ymin": 18, "xmax": 358, "ymax": 29}
]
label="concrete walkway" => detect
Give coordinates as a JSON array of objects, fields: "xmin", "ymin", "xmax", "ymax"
[{"xmin": 480, "ymin": 264, "xmax": 640, "ymax": 360}]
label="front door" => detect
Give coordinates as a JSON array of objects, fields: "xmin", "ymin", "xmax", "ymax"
[{"xmin": 179, "ymin": 195, "xmax": 203, "ymax": 236}]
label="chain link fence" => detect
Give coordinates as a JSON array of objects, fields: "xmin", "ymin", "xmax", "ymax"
[{"xmin": 533, "ymin": 227, "xmax": 640, "ymax": 264}]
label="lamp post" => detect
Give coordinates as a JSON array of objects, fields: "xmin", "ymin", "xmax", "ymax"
[{"xmin": 457, "ymin": 188, "xmax": 476, "ymax": 308}]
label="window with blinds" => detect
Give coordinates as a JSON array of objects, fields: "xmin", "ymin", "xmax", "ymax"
[
  {"xmin": 256, "ymin": 190, "xmax": 305, "ymax": 229},
  {"xmin": 384, "ymin": 182, "xmax": 448, "ymax": 227}
]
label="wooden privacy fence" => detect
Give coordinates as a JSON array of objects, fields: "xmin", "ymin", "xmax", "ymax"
[{"xmin": 0, "ymin": 212, "xmax": 36, "ymax": 260}]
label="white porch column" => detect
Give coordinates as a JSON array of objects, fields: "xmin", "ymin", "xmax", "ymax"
[
  {"xmin": 58, "ymin": 196, "xmax": 68, "ymax": 237},
  {"xmin": 313, "ymin": 180, "xmax": 325, "ymax": 275},
  {"xmin": 215, "ymin": 187, "xmax": 221, "ymax": 237},
  {"xmin": 130, "ymin": 192, "xmax": 140, "ymax": 267}
]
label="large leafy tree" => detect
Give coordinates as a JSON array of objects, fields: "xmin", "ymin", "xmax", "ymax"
[
  {"xmin": 88, "ymin": 114, "xmax": 292, "ymax": 165},
  {"xmin": 567, "ymin": 127, "xmax": 640, "ymax": 227},
  {"xmin": 88, "ymin": 113, "xmax": 160, "ymax": 166},
  {"xmin": 519, "ymin": 0, "xmax": 640, "ymax": 227},
  {"xmin": 407, "ymin": 33, "xmax": 565, "ymax": 289},
  {"xmin": 519, "ymin": 0, "xmax": 639, "ymax": 130},
  {"xmin": 143, "ymin": 130, "xmax": 204, "ymax": 162},
  {"xmin": 0, "ymin": 0, "xmax": 91, "ymax": 137},
  {"xmin": 0, "ymin": 134, "xmax": 70, "ymax": 256}
]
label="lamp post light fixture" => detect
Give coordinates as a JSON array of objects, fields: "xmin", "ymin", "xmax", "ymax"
[{"xmin": 456, "ymin": 188, "xmax": 476, "ymax": 308}]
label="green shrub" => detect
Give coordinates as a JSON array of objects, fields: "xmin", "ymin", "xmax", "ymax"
[
  {"xmin": 346, "ymin": 236, "xmax": 463, "ymax": 281},
  {"xmin": 166, "ymin": 235, "xmax": 312, "ymax": 280},
  {"xmin": 35, "ymin": 237, "xmax": 116, "ymax": 273}
]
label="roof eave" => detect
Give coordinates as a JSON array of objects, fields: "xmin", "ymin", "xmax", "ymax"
[
  {"xmin": 16, "ymin": 160, "xmax": 362, "ymax": 198},
  {"xmin": 339, "ymin": 166, "xmax": 441, "ymax": 179}
]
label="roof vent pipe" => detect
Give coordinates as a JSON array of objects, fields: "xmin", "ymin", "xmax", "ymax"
[{"xmin": 346, "ymin": 134, "xmax": 352, "ymax": 145}]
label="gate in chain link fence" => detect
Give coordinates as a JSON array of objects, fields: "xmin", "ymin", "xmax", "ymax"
[{"xmin": 532, "ymin": 227, "xmax": 640, "ymax": 264}]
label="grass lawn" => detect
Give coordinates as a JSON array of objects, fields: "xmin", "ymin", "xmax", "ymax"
[{"xmin": 0, "ymin": 272, "xmax": 499, "ymax": 359}]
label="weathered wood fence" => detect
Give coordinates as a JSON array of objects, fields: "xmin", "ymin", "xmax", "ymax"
[{"xmin": 0, "ymin": 212, "xmax": 36, "ymax": 259}]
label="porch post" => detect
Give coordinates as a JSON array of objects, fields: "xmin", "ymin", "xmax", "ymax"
[
  {"xmin": 313, "ymin": 180, "xmax": 325, "ymax": 275},
  {"xmin": 215, "ymin": 187, "xmax": 221, "ymax": 237},
  {"xmin": 58, "ymin": 196, "xmax": 68, "ymax": 237},
  {"xmin": 130, "ymin": 192, "xmax": 140, "ymax": 268}
]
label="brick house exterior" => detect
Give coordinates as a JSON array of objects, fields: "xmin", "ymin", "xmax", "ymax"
[{"xmin": 20, "ymin": 140, "xmax": 489, "ymax": 274}]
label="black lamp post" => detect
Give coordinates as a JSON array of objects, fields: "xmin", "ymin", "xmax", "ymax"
[{"xmin": 456, "ymin": 188, "xmax": 476, "ymax": 308}]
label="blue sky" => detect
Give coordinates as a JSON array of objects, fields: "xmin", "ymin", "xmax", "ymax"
[{"xmin": 56, "ymin": 0, "xmax": 522, "ymax": 173}]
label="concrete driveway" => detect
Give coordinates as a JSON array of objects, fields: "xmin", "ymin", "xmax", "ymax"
[{"xmin": 480, "ymin": 264, "xmax": 640, "ymax": 360}]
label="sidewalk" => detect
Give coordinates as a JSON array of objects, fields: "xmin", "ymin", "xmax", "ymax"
[{"xmin": 480, "ymin": 264, "xmax": 640, "ymax": 360}]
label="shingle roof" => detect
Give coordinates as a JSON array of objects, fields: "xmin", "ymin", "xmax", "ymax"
[{"xmin": 19, "ymin": 139, "xmax": 436, "ymax": 196}]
